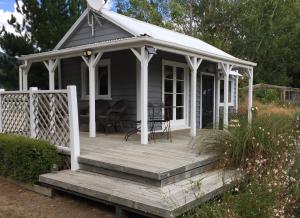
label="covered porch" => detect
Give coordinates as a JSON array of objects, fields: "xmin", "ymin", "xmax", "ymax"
[{"xmin": 18, "ymin": 39, "xmax": 255, "ymax": 148}]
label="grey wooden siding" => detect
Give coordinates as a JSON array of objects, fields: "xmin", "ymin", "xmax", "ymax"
[
  {"xmin": 61, "ymin": 14, "xmax": 133, "ymax": 49},
  {"xmin": 61, "ymin": 49, "xmax": 238, "ymax": 131},
  {"xmin": 61, "ymin": 50, "xmax": 137, "ymax": 125}
]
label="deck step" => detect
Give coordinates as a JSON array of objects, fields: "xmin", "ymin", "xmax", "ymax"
[
  {"xmin": 78, "ymin": 154, "xmax": 219, "ymax": 187},
  {"xmin": 40, "ymin": 169, "xmax": 237, "ymax": 218}
]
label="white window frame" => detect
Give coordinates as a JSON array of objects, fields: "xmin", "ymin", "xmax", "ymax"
[
  {"xmin": 81, "ymin": 59, "xmax": 112, "ymax": 100},
  {"xmin": 162, "ymin": 60, "xmax": 189, "ymax": 128},
  {"xmin": 219, "ymin": 76, "xmax": 234, "ymax": 107}
]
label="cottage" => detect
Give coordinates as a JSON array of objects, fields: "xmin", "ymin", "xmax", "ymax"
[{"xmin": 1, "ymin": 5, "xmax": 256, "ymax": 218}]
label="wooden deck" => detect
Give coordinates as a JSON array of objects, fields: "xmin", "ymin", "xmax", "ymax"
[
  {"xmin": 79, "ymin": 129, "xmax": 219, "ymax": 183},
  {"xmin": 40, "ymin": 129, "xmax": 238, "ymax": 217}
]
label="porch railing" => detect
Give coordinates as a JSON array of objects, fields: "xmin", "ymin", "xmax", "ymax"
[{"xmin": 0, "ymin": 86, "xmax": 80, "ymax": 170}]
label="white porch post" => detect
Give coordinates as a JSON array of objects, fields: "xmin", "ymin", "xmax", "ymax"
[
  {"xmin": 19, "ymin": 67, "xmax": 23, "ymax": 91},
  {"xmin": 215, "ymin": 70, "xmax": 220, "ymax": 129},
  {"xmin": 221, "ymin": 63, "xmax": 233, "ymax": 129},
  {"xmin": 185, "ymin": 56, "xmax": 202, "ymax": 137},
  {"xmin": 29, "ymin": 87, "xmax": 38, "ymax": 138},
  {"xmin": 68, "ymin": 85, "xmax": 80, "ymax": 171},
  {"xmin": 131, "ymin": 47, "xmax": 154, "ymax": 144},
  {"xmin": 81, "ymin": 52, "xmax": 103, "ymax": 138},
  {"xmin": 247, "ymin": 68, "xmax": 254, "ymax": 125},
  {"xmin": 235, "ymin": 76, "xmax": 239, "ymax": 112},
  {"xmin": 20, "ymin": 61, "xmax": 31, "ymax": 91},
  {"xmin": 44, "ymin": 59, "xmax": 59, "ymax": 90}
]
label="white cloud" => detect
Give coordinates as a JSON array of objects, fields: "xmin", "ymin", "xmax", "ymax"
[{"xmin": 0, "ymin": 0, "xmax": 24, "ymax": 35}]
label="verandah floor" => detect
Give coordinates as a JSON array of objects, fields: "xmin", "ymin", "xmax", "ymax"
[{"xmin": 79, "ymin": 129, "xmax": 220, "ymax": 179}]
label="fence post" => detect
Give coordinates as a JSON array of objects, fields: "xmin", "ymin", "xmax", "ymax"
[
  {"xmin": 67, "ymin": 86, "xmax": 80, "ymax": 171},
  {"xmin": 29, "ymin": 87, "xmax": 38, "ymax": 138},
  {"xmin": 0, "ymin": 89, "xmax": 5, "ymax": 133}
]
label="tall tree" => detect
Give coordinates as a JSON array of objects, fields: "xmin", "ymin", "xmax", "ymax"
[
  {"xmin": 0, "ymin": 0, "xmax": 86, "ymax": 89},
  {"xmin": 116, "ymin": 0, "xmax": 300, "ymax": 87}
]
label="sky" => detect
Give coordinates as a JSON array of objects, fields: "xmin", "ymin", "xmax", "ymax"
[{"xmin": 0, "ymin": 0, "xmax": 114, "ymax": 35}]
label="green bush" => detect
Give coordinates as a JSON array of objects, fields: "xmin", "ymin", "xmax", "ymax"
[
  {"xmin": 0, "ymin": 134, "xmax": 62, "ymax": 184},
  {"xmin": 210, "ymin": 113, "xmax": 294, "ymax": 166},
  {"xmin": 254, "ymin": 88, "xmax": 280, "ymax": 103}
]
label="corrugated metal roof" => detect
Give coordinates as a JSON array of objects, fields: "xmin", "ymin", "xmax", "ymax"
[{"xmin": 100, "ymin": 9, "xmax": 238, "ymax": 61}]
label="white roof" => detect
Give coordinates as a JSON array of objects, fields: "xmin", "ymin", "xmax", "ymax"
[{"xmin": 100, "ymin": 9, "xmax": 238, "ymax": 61}]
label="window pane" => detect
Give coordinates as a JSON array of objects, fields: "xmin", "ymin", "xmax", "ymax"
[
  {"xmin": 85, "ymin": 67, "xmax": 89, "ymax": 95},
  {"xmin": 220, "ymin": 80, "xmax": 224, "ymax": 103},
  {"xmin": 164, "ymin": 107, "xmax": 172, "ymax": 121},
  {"xmin": 176, "ymin": 107, "xmax": 184, "ymax": 120},
  {"xmin": 99, "ymin": 66, "xmax": 108, "ymax": 95},
  {"xmin": 220, "ymin": 80, "xmax": 232, "ymax": 103},
  {"xmin": 164, "ymin": 80, "xmax": 173, "ymax": 93},
  {"xmin": 165, "ymin": 65, "xmax": 173, "ymax": 79},
  {"xmin": 176, "ymin": 67, "xmax": 184, "ymax": 80},
  {"xmin": 176, "ymin": 81, "xmax": 184, "ymax": 93},
  {"xmin": 164, "ymin": 94, "xmax": 173, "ymax": 107},
  {"xmin": 176, "ymin": 94, "xmax": 184, "ymax": 106}
]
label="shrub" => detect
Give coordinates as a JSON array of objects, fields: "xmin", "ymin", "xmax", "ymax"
[
  {"xmin": 193, "ymin": 112, "xmax": 300, "ymax": 218},
  {"xmin": 0, "ymin": 134, "xmax": 62, "ymax": 184},
  {"xmin": 254, "ymin": 88, "xmax": 280, "ymax": 104}
]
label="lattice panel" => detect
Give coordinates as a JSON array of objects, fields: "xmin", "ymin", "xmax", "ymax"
[
  {"xmin": 32, "ymin": 92, "xmax": 70, "ymax": 148},
  {"xmin": 1, "ymin": 93, "xmax": 30, "ymax": 136}
]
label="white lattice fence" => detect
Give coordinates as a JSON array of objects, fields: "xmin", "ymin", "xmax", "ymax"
[
  {"xmin": 0, "ymin": 87, "xmax": 79, "ymax": 154},
  {"xmin": 0, "ymin": 92, "xmax": 30, "ymax": 136},
  {"xmin": 32, "ymin": 91, "xmax": 70, "ymax": 148}
]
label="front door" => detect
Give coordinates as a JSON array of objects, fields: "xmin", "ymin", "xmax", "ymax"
[
  {"xmin": 163, "ymin": 62, "xmax": 187, "ymax": 127},
  {"xmin": 202, "ymin": 74, "xmax": 215, "ymax": 128}
]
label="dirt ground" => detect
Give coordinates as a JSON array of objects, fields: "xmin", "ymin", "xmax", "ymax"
[{"xmin": 0, "ymin": 177, "xmax": 115, "ymax": 218}]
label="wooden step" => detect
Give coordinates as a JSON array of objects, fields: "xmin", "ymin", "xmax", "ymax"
[
  {"xmin": 40, "ymin": 169, "xmax": 237, "ymax": 218},
  {"xmin": 79, "ymin": 159, "xmax": 218, "ymax": 187},
  {"xmin": 78, "ymin": 154, "xmax": 219, "ymax": 186}
]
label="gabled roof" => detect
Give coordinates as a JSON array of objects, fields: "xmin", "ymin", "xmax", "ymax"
[
  {"xmin": 100, "ymin": 9, "xmax": 236, "ymax": 60},
  {"xmin": 26, "ymin": 9, "xmax": 256, "ymax": 68}
]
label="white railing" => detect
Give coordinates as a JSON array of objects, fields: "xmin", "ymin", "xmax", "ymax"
[{"xmin": 0, "ymin": 86, "xmax": 80, "ymax": 170}]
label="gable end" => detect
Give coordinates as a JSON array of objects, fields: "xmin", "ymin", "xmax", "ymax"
[{"xmin": 60, "ymin": 13, "xmax": 134, "ymax": 49}]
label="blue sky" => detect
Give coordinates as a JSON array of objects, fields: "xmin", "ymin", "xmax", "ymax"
[{"xmin": 0, "ymin": 0, "xmax": 15, "ymax": 12}]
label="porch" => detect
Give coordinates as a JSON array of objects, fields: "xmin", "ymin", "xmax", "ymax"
[{"xmin": 40, "ymin": 129, "xmax": 236, "ymax": 218}]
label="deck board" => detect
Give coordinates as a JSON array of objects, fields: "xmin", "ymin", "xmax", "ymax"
[
  {"xmin": 40, "ymin": 169, "xmax": 236, "ymax": 218},
  {"xmin": 79, "ymin": 129, "xmax": 219, "ymax": 178}
]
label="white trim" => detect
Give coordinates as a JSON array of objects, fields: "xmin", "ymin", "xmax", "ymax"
[
  {"xmin": 219, "ymin": 77, "xmax": 235, "ymax": 107},
  {"xmin": 20, "ymin": 37, "xmax": 256, "ymax": 68},
  {"xmin": 54, "ymin": 9, "xmax": 90, "ymax": 50},
  {"xmin": 200, "ymin": 72, "xmax": 216, "ymax": 129},
  {"xmin": 162, "ymin": 60, "xmax": 189, "ymax": 128},
  {"xmin": 81, "ymin": 59, "xmax": 112, "ymax": 100},
  {"xmin": 136, "ymin": 58, "xmax": 141, "ymax": 121}
]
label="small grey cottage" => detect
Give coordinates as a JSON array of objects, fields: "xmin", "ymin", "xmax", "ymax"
[{"xmin": 6, "ymin": 7, "xmax": 257, "ymax": 218}]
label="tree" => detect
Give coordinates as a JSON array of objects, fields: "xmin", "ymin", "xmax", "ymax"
[
  {"xmin": 0, "ymin": 0, "xmax": 86, "ymax": 89},
  {"xmin": 116, "ymin": 0, "xmax": 171, "ymax": 28},
  {"xmin": 116, "ymin": 0, "xmax": 300, "ymax": 87}
]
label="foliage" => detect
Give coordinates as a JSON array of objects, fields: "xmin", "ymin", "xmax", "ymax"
[
  {"xmin": 254, "ymin": 88, "xmax": 280, "ymax": 103},
  {"xmin": 0, "ymin": 0, "xmax": 86, "ymax": 89},
  {"xmin": 0, "ymin": 134, "xmax": 62, "ymax": 184},
  {"xmin": 116, "ymin": 0, "xmax": 300, "ymax": 87},
  {"xmin": 190, "ymin": 107, "xmax": 300, "ymax": 217}
]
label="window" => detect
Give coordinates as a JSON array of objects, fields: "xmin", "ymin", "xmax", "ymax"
[
  {"xmin": 81, "ymin": 59, "xmax": 111, "ymax": 100},
  {"xmin": 220, "ymin": 78, "xmax": 234, "ymax": 106}
]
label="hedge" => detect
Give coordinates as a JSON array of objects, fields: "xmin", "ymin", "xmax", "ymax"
[{"xmin": 0, "ymin": 134, "xmax": 62, "ymax": 184}]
